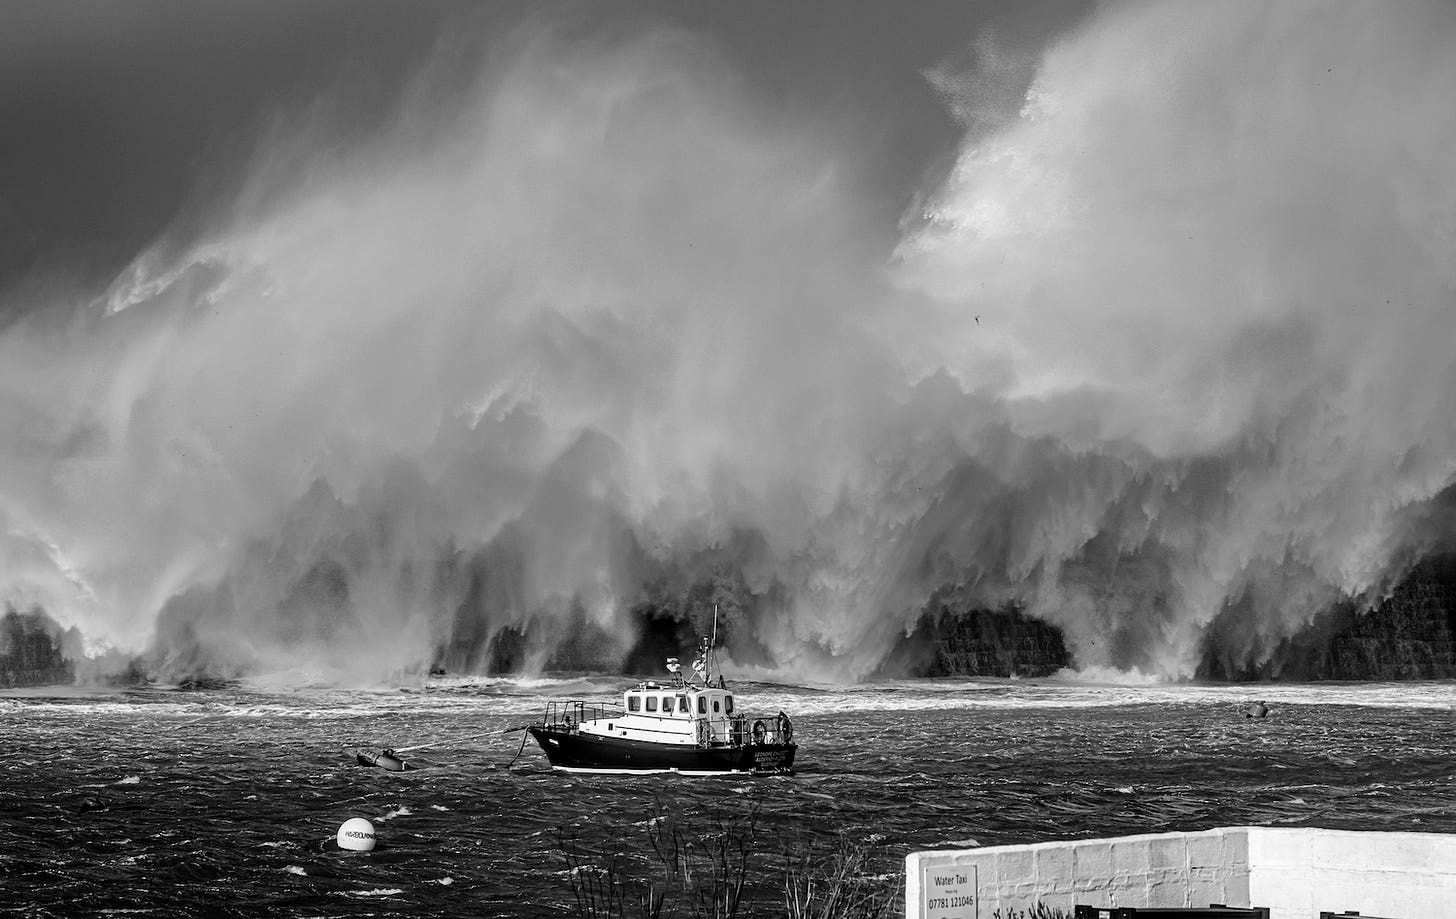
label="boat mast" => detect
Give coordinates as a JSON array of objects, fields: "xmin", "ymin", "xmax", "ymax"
[{"xmin": 709, "ymin": 604, "xmax": 723, "ymax": 688}]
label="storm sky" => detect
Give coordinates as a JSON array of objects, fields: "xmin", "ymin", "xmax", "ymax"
[
  {"xmin": 2, "ymin": 1, "xmax": 1454, "ymax": 684},
  {"xmin": 0, "ymin": 0, "xmax": 1083, "ymax": 300}
]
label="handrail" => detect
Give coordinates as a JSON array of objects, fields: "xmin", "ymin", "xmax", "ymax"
[
  {"xmin": 712, "ymin": 714, "xmax": 792, "ymax": 746},
  {"xmin": 539, "ymin": 700, "xmax": 622, "ymax": 730}
]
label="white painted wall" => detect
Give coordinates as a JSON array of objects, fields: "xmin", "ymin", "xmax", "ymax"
[
  {"xmin": 907, "ymin": 826, "xmax": 1456, "ymax": 919},
  {"xmin": 1247, "ymin": 827, "xmax": 1456, "ymax": 918}
]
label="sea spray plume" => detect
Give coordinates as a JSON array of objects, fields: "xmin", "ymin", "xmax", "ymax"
[
  {"xmin": 0, "ymin": 20, "xmax": 918, "ymax": 682},
  {"xmin": 4, "ymin": 5, "xmax": 1454, "ymax": 684},
  {"xmin": 893, "ymin": 0, "xmax": 1456, "ymax": 675},
  {"xmin": 920, "ymin": 32, "xmax": 1038, "ymax": 136}
]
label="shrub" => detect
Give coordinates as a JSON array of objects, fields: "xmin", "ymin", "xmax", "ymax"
[{"xmin": 559, "ymin": 800, "xmax": 899, "ymax": 919}]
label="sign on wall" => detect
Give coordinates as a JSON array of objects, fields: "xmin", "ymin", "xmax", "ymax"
[{"xmin": 921, "ymin": 861, "xmax": 977, "ymax": 919}]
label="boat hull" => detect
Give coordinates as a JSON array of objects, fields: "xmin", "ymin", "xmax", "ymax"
[{"xmin": 528, "ymin": 726, "xmax": 795, "ymax": 774}]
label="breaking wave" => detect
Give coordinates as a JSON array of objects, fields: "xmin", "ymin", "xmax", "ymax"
[{"xmin": 2, "ymin": 2, "xmax": 1455, "ymax": 683}]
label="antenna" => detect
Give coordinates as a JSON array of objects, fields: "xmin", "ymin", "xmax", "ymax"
[{"xmin": 710, "ymin": 604, "xmax": 721, "ymax": 687}]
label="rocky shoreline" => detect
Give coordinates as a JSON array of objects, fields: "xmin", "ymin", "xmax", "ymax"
[{"xmin": 7, "ymin": 557, "xmax": 1456, "ymax": 687}]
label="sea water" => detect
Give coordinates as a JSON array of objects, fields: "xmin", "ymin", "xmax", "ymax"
[{"xmin": 3, "ymin": 678, "xmax": 1453, "ymax": 917}]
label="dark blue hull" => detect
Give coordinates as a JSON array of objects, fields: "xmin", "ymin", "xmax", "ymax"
[{"xmin": 528, "ymin": 726, "xmax": 795, "ymax": 774}]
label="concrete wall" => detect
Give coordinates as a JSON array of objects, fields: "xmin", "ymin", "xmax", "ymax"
[
  {"xmin": 1247, "ymin": 827, "xmax": 1456, "ymax": 918},
  {"xmin": 907, "ymin": 826, "xmax": 1456, "ymax": 919}
]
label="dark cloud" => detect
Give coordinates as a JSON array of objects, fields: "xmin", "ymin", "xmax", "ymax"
[
  {"xmin": 0, "ymin": 0, "xmax": 1090, "ymax": 304},
  {"xmin": 0, "ymin": 1, "xmax": 478, "ymax": 296}
]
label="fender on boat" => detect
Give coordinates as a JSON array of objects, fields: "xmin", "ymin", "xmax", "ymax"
[{"xmin": 357, "ymin": 748, "xmax": 415, "ymax": 771}]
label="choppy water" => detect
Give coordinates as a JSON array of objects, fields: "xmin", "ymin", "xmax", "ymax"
[{"xmin": 3, "ymin": 677, "xmax": 1453, "ymax": 917}]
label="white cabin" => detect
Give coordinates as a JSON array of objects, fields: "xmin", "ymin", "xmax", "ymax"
[{"xmin": 577, "ymin": 681, "xmax": 739, "ymax": 747}]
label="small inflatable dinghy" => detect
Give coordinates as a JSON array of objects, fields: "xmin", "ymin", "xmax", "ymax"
[{"xmin": 356, "ymin": 748, "xmax": 416, "ymax": 771}]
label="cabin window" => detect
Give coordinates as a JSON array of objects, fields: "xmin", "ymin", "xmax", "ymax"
[
  {"xmin": 697, "ymin": 696, "xmax": 707, "ymax": 714},
  {"xmin": 628, "ymin": 696, "xmax": 641, "ymax": 712},
  {"xmin": 712, "ymin": 699, "xmax": 721, "ymax": 713},
  {"xmin": 646, "ymin": 697, "xmax": 658, "ymax": 712},
  {"xmin": 661, "ymin": 696, "xmax": 673, "ymax": 713},
  {"xmin": 724, "ymin": 695, "xmax": 734, "ymax": 714},
  {"xmin": 677, "ymin": 696, "xmax": 689, "ymax": 713}
]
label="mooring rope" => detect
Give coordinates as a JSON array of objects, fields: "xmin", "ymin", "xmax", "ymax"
[
  {"xmin": 349, "ymin": 722, "xmax": 536, "ymax": 771},
  {"xmin": 504, "ymin": 726, "xmax": 531, "ymax": 769}
]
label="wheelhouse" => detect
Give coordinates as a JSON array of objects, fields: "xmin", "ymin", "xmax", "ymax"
[{"xmin": 622, "ymin": 684, "xmax": 734, "ymax": 720}]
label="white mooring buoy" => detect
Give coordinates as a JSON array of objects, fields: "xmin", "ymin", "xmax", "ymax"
[{"xmin": 336, "ymin": 817, "xmax": 377, "ymax": 852}]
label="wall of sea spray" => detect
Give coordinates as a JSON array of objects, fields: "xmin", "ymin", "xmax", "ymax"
[{"xmin": 2, "ymin": 2, "xmax": 1455, "ymax": 685}]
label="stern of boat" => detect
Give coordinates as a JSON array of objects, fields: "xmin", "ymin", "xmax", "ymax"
[{"xmin": 746, "ymin": 742, "xmax": 796, "ymax": 773}]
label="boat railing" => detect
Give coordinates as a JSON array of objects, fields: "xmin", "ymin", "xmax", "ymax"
[
  {"xmin": 718, "ymin": 713, "xmax": 793, "ymax": 747},
  {"xmin": 540, "ymin": 700, "xmax": 620, "ymax": 732}
]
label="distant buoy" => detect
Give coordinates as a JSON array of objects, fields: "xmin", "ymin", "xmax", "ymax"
[
  {"xmin": 336, "ymin": 817, "xmax": 377, "ymax": 852},
  {"xmin": 1244, "ymin": 701, "xmax": 1269, "ymax": 719},
  {"xmin": 76, "ymin": 796, "xmax": 109, "ymax": 815}
]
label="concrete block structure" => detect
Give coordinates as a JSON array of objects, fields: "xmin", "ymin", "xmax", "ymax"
[{"xmin": 907, "ymin": 826, "xmax": 1456, "ymax": 919}]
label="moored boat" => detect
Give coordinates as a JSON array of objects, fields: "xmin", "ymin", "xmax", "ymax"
[{"xmin": 526, "ymin": 637, "xmax": 796, "ymax": 775}]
